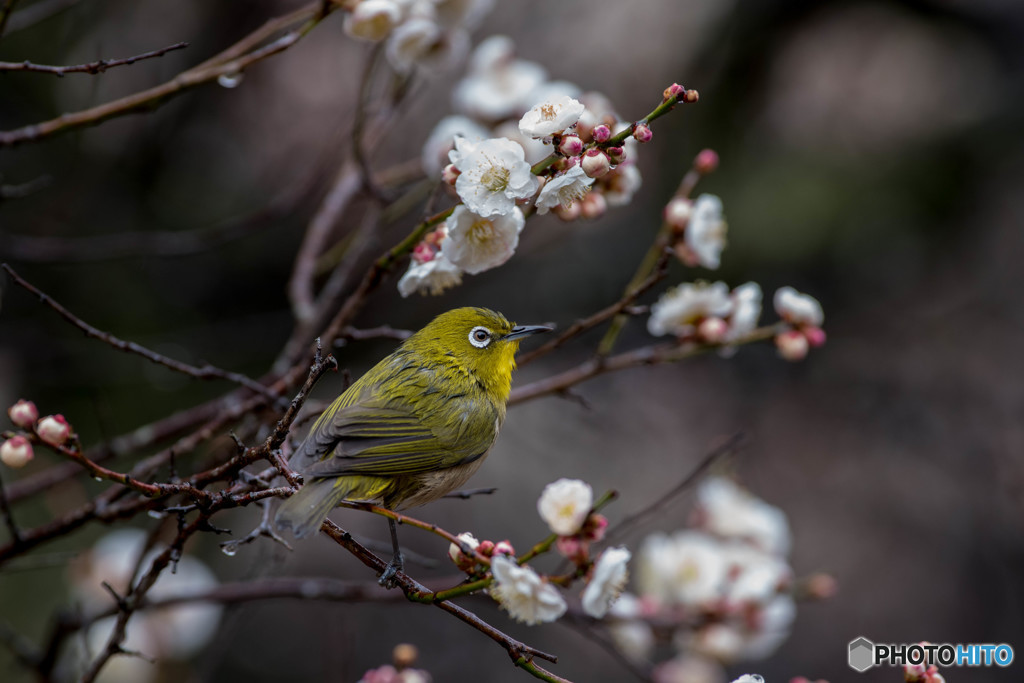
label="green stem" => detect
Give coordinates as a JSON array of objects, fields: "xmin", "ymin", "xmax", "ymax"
[{"xmin": 374, "ymin": 206, "xmax": 454, "ymax": 270}]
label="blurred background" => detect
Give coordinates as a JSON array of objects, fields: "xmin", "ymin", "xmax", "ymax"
[{"xmin": 2, "ymin": 0, "xmax": 1023, "ymax": 681}]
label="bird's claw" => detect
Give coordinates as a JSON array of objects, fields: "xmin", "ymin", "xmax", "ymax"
[{"xmin": 378, "ymin": 554, "xmax": 404, "ymax": 589}]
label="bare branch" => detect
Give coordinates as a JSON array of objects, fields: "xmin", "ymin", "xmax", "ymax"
[{"xmin": 0, "ymin": 41, "xmax": 188, "ymax": 75}]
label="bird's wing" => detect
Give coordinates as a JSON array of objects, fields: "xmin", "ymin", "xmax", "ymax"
[{"xmin": 293, "ymin": 398, "xmax": 498, "ymax": 479}]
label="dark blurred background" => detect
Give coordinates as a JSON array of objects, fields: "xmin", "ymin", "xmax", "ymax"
[{"xmin": 2, "ymin": 0, "xmax": 1023, "ymax": 681}]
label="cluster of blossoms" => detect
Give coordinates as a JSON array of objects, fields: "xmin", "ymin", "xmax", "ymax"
[
  {"xmin": 342, "ymin": 0, "xmax": 494, "ymax": 72},
  {"xmin": 359, "ymin": 643, "xmax": 432, "ymax": 683},
  {"xmin": 401, "ymin": 37, "xmax": 673, "ymax": 296},
  {"xmin": 605, "ymin": 477, "xmax": 818, "ymax": 683},
  {"xmin": 62, "ymin": 529, "xmax": 221, "ymax": 682},
  {"xmin": 1, "ymin": 399, "xmax": 74, "ymax": 468}
]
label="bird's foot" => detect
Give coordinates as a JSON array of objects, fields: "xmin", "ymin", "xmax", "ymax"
[{"xmin": 378, "ymin": 552, "xmax": 404, "ymax": 589}]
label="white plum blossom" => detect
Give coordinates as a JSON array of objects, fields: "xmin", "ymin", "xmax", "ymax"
[
  {"xmin": 720, "ymin": 544, "xmax": 791, "ymax": 606},
  {"xmin": 685, "ymin": 194, "xmax": 728, "ymax": 270},
  {"xmin": 638, "ymin": 531, "xmax": 728, "ymax": 608},
  {"xmin": 448, "ymin": 531, "xmax": 480, "ymax": 564},
  {"xmin": 774, "ymin": 286, "xmax": 824, "ymax": 327},
  {"xmin": 537, "ymin": 478, "xmax": 593, "ymax": 536},
  {"xmin": 696, "ymin": 477, "xmax": 791, "ymax": 556},
  {"xmin": 344, "ymin": 0, "xmax": 403, "ymax": 41},
  {"xmin": 534, "ymin": 165, "xmax": 594, "ymax": 215},
  {"xmin": 493, "ymin": 120, "xmax": 550, "ymax": 165},
  {"xmin": 397, "ymin": 253, "xmax": 463, "ymax": 297},
  {"xmin": 607, "ymin": 593, "xmax": 655, "ymax": 661},
  {"xmin": 582, "ymin": 546, "xmax": 631, "ymax": 618},
  {"xmin": 440, "ymin": 204, "xmax": 524, "ymax": 274},
  {"xmin": 652, "ymin": 654, "xmax": 729, "ymax": 683},
  {"xmin": 731, "ymin": 675, "xmax": 766, "ymax": 683},
  {"xmin": 490, "ymin": 555, "xmax": 567, "ymax": 625},
  {"xmin": 725, "ymin": 282, "xmax": 763, "ymax": 343},
  {"xmin": 647, "ymin": 281, "xmax": 734, "ymax": 338},
  {"xmin": 450, "ymin": 136, "xmax": 538, "ymax": 216},
  {"xmin": 453, "ymin": 36, "xmax": 547, "ymax": 120},
  {"xmin": 421, "ymin": 115, "xmax": 489, "ymax": 175},
  {"xmin": 385, "ymin": 18, "xmax": 441, "ymax": 71},
  {"xmin": 602, "ymin": 164, "xmax": 643, "ymax": 207},
  {"xmin": 522, "ymin": 80, "xmax": 583, "ymax": 112},
  {"xmin": 741, "ymin": 594, "xmax": 796, "ymax": 660},
  {"xmin": 432, "ymin": 0, "xmax": 494, "ymax": 30},
  {"xmin": 518, "ymin": 96, "xmax": 586, "ymax": 138}
]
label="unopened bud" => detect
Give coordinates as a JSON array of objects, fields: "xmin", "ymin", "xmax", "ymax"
[
  {"xmin": 606, "ymin": 146, "xmax": 626, "ymax": 165},
  {"xmin": 492, "ymin": 539, "xmax": 515, "ymax": 557},
  {"xmin": 698, "ymin": 317, "xmax": 729, "ymax": 344},
  {"xmin": 448, "ymin": 532, "xmax": 480, "ymax": 571},
  {"xmin": 904, "ymin": 662, "xmax": 927, "ymax": 681},
  {"xmin": 412, "ymin": 242, "xmax": 435, "ymax": 264},
  {"xmin": 7, "ymin": 400, "xmax": 38, "ymax": 428},
  {"xmin": 581, "ymin": 513, "xmax": 608, "ymax": 542},
  {"xmin": 663, "ymin": 83, "xmax": 685, "ymax": 102},
  {"xmin": 37, "ymin": 414, "xmax": 70, "ymax": 447},
  {"xmin": 775, "ymin": 330, "xmax": 809, "ymax": 361},
  {"xmin": 392, "ymin": 643, "xmax": 418, "ymax": 670},
  {"xmin": 591, "ymin": 124, "xmax": 611, "ymax": 144},
  {"xmin": 683, "ymin": 89, "xmax": 699, "ymax": 103},
  {"xmin": 632, "ymin": 124, "xmax": 652, "ymax": 143},
  {"xmin": 554, "ymin": 201, "xmax": 583, "ymax": 222},
  {"xmin": 664, "ymin": 197, "xmax": 692, "ymax": 231},
  {"xmin": 555, "ymin": 535, "xmax": 588, "ymax": 564},
  {"xmin": 694, "ymin": 148, "xmax": 719, "ymax": 174},
  {"xmin": 803, "ymin": 326, "xmax": 827, "ymax": 348},
  {"xmin": 558, "ymin": 135, "xmax": 584, "ymax": 157},
  {"xmin": 442, "ymin": 163, "xmax": 460, "ymax": 186},
  {"xmin": 805, "ymin": 572, "xmax": 838, "ymax": 600},
  {"xmin": 580, "ymin": 190, "xmax": 607, "ymax": 219},
  {"xmin": 581, "ymin": 150, "xmax": 611, "ymax": 178},
  {"xmin": 477, "ymin": 539, "xmax": 496, "ymax": 556},
  {"xmin": 1, "ymin": 436, "xmax": 34, "ymax": 468}
]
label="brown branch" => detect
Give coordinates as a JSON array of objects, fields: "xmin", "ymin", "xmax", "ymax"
[
  {"xmin": 0, "ymin": 41, "xmax": 188, "ymax": 75},
  {"xmin": 0, "ymin": 1, "xmax": 336, "ymax": 147},
  {"xmin": 1, "ymin": 263, "xmax": 280, "ymax": 401}
]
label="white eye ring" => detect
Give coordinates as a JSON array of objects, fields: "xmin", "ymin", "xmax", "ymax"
[{"xmin": 469, "ymin": 326, "xmax": 492, "ymax": 348}]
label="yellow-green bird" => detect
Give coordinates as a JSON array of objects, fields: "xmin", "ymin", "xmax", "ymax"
[{"xmin": 275, "ymin": 307, "xmax": 550, "ymax": 584}]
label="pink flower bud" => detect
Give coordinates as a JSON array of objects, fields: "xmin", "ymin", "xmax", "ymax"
[
  {"xmin": 803, "ymin": 326, "xmax": 827, "ymax": 348},
  {"xmin": 581, "ymin": 513, "xmax": 608, "ymax": 542},
  {"xmin": 7, "ymin": 400, "xmax": 38, "ymax": 428},
  {"xmin": 632, "ymin": 124, "xmax": 652, "ymax": 143},
  {"xmin": 694, "ymin": 148, "xmax": 719, "ymax": 174},
  {"xmin": 904, "ymin": 662, "xmax": 927, "ymax": 681},
  {"xmin": 1, "ymin": 436, "xmax": 34, "ymax": 468},
  {"xmin": 663, "ymin": 83, "xmax": 685, "ymax": 102},
  {"xmin": 591, "ymin": 124, "xmax": 611, "ymax": 143},
  {"xmin": 684, "ymin": 89, "xmax": 700, "ymax": 103},
  {"xmin": 580, "ymin": 191, "xmax": 607, "ymax": 219},
  {"xmin": 664, "ymin": 197, "xmax": 692, "ymax": 231},
  {"xmin": 555, "ymin": 535, "xmax": 588, "ymax": 564},
  {"xmin": 697, "ymin": 317, "xmax": 729, "ymax": 344},
  {"xmin": 412, "ymin": 242, "xmax": 435, "ymax": 264},
  {"xmin": 448, "ymin": 531, "xmax": 480, "ymax": 571},
  {"xmin": 776, "ymin": 330, "xmax": 809, "ymax": 361},
  {"xmin": 605, "ymin": 146, "xmax": 626, "ymax": 165},
  {"xmin": 477, "ymin": 539, "xmax": 496, "ymax": 557},
  {"xmin": 581, "ymin": 150, "xmax": 611, "ymax": 178},
  {"xmin": 557, "ymin": 135, "xmax": 584, "ymax": 157},
  {"xmin": 805, "ymin": 572, "xmax": 838, "ymax": 600},
  {"xmin": 37, "ymin": 414, "xmax": 71, "ymax": 447},
  {"xmin": 554, "ymin": 201, "xmax": 583, "ymax": 222},
  {"xmin": 442, "ymin": 163, "xmax": 460, "ymax": 186},
  {"xmin": 492, "ymin": 540, "xmax": 515, "ymax": 557}
]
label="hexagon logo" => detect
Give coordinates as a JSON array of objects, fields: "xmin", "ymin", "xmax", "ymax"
[{"xmin": 848, "ymin": 636, "xmax": 875, "ymax": 672}]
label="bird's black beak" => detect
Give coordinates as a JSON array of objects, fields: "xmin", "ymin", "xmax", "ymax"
[{"xmin": 503, "ymin": 324, "xmax": 553, "ymax": 341}]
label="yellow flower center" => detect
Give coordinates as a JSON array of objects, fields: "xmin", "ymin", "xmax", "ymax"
[
  {"xmin": 539, "ymin": 104, "xmax": 558, "ymax": 120},
  {"xmin": 469, "ymin": 218, "xmax": 497, "ymax": 244},
  {"xmin": 480, "ymin": 164, "xmax": 510, "ymax": 193}
]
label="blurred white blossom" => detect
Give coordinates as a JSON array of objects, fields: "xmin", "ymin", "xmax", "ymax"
[
  {"xmin": 344, "ymin": 0, "xmax": 403, "ymax": 42},
  {"xmin": 440, "ymin": 204, "xmax": 524, "ymax": 274},
  {"xmin": 607, "ymin": 593, "xmax": 655, "ymax": 661},
  {"xmin": 647, "ymin": 282, "xmax": 733, "ymax": 338},
  {"xmin": 490, "ymin": 555, "xmax": 566, "ymax": 625},
  {"xmin": 386, "ymin": 18, "xmax": 442, "ymax": 71},
  {"xmin": 724, "ymin": 282, "xmax": 763, "ymax": 343},
  {"xmin": 537, "ymin": 478, "xmax": 593, "ymax": 536},
  {"xmin": 652, "ymin": 654, "xmax": 728, "ymax": 683},
  {"xmin": 696, "ymin": 477, "xmax": 791, "ymax": 556},
  {"xmin": 534, "ymin": 165, "xmax": 594, "ymax": 215},
  {"xmin": 397, "ymin": 253, "xmax": 463, "ymax": 297},
  {"xmin": 638, "ymin": 531, "xmax": 727, "ymax": 608},
  {"xmin": 601, "ymin": 164, "xmax": 643, "ymax": 207},
  {"xmin": 774, "ymin": 286, "xmax": 824, "ymax": 327},
  {"xmin": 450, "ymin": 136, "xmax": 538, "ymax": 216},
  {"xmin": 581, "ymin": 546, "xmax": 631, "ymax": 618},
  {"xmin": 518, "ymin": 96, "xmax": 585, "ymax": 139},
  {"xmin": 422, "ymin": 115, "xmax": 490, "ymax": 175},
  {"xmin": 684, "ymin": 194, "xmax": 727, "ymax": 270},
  {"xmin": 453, "ymin": 36, "xmax": 547, "ymax": 120}
]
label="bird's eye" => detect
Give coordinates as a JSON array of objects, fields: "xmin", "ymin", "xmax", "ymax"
[{"xmin": 469, "ymin": 326, "xmax": 492, "ymax": 348}]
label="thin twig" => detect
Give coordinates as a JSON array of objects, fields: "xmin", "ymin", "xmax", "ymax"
[
  {"xmin": 1, "ymin": 263, "xmax": 280, "ymax": 401},
  {"xmin": 0, "ymin": 41, "xmax": 188, "ymax": 75},
  {"xmin": 0, "ymin": 0, "xmax": 18, "ymax": 38},
  {"xmin": 0, "ymin": 175, "xmax": 50, "ymax": 201}
]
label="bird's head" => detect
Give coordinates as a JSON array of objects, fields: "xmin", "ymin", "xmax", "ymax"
[{"xmin": 409, "ymin": 307, "xmax": 551, "ymax": 399}]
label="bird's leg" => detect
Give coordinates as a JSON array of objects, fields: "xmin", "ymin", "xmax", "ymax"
[{"xmin": 378, "ymin": 516, "xmax": 404, "ymax": 588}]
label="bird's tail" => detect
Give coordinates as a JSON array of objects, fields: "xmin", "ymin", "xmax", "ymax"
[{"xmin": 275, "ymin": 479, "xmax": 348, "ymax": 539}]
